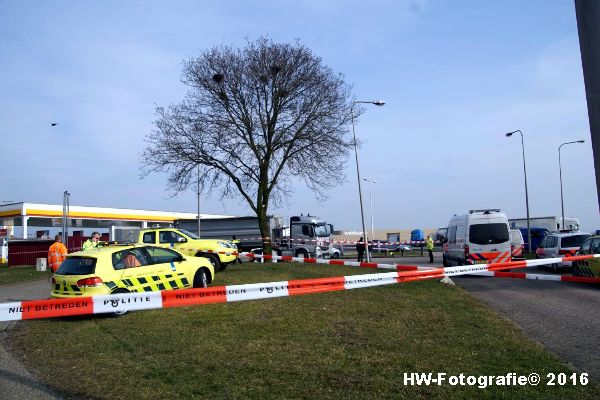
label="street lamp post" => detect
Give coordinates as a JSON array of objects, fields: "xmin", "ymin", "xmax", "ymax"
[
  {"xmin": 352, "ymin": 100, "xmax": 385, "ymax": 262},
  {"xmin": 559, "ymin": 140, "xmax": 585, "ymax": 230},
  {"xmin": 506, "ymin": 130, "xmax": 532, "ymax": 253},
  {"xmin": 363, "ymin": 178, "xmax": 377, "ymax": 246}
]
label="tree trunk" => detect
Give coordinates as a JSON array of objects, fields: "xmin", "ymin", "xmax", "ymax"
[{"xmin": 257, "ymin": 206, "xmax": 272, "ymax": 255}]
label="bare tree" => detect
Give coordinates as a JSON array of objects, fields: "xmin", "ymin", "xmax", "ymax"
[{"xmin": 142, "ymin": 38, "xmax": 356, "ymax": 253}]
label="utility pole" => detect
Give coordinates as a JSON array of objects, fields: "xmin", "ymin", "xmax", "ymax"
[{"xmin": 62, "ymin": 191, "xmax": 70, "ymax": 246}]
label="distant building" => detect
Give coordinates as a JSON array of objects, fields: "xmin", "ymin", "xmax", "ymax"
[{"xmin": 334, "ymin": 228, "xmax": 437, "ymax": 243}]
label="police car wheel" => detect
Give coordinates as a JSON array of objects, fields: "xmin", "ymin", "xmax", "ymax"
[
  {"xmin": 110, "ymin": 289, "xmax": 130, "ymax": 317},
  {"xmin": 193, "ymin": 269, "xmax": 208, "ymax": 288},
  {"xmin": 205, "ymin": 254, "xmax": 224, "ymax": 272}
]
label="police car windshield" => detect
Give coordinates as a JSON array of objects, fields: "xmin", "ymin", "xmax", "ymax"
[
  {"xmin": 314, "ymin": 225, "xmax": 329, "ymax": 237},
  {"xmin": 469, "ymin": 223, "xmax": 509, "ymax": 245},
  {"xmin": 178, "ymin": 229, "xmax": 200, "ymax": 239}
]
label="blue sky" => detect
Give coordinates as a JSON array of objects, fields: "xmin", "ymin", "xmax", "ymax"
[{"xmin": 1, "ymin": 0, "xmax": 598, "ymax": 232}]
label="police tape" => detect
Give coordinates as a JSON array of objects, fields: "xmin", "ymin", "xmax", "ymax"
[
  {"xmin": 2, "ymin": 254, "xmax": 599, "ymax": 321},
  {"xmin": 245, "ymin": 252, "xmax": 600, "ymax": 274},
  {"xmin": 3, "ymin": 240, "xmax": 430, "ymax": 259},
  {"xmin": 202, "ymin": 236, "xmax": 430, "ymax": 246},
  {"xmin": 239, "ymin": 252, "xmax": 435, "ymax": 271},
  {"xmin": 470, "ymin": 270, "xmax": 600, "ymax": 283}
]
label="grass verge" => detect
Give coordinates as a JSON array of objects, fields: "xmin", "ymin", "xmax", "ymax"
[
  {"xmin": 0, "ymin": 266, "xmax": 46, "ymax": 285},
  {"xmin": 8, "ymin": 262, "xmax": 600, "ymax": 400}
]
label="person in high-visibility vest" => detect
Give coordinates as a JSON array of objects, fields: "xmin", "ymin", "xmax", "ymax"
[
  {"xmin": 48, "ymin": 234, "xmax": 67, "ymax": 273},
  {"xmin": 82, "ymin": 232, "xmax": 101, "ymax": 251},
  {"xmin": 426, "ymin": 235, "xmax": 434, "ymax": 264}
]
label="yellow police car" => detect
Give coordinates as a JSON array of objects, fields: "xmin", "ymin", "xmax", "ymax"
[
  {"xmin": 51, "ymin": 245, "xmax": 214, "ymax": 298},
  {"xmin": 136, "ymin": 228, "xmax": 238, "ymax": 271},
  {"xmin": 573, "ymin": 235, "xmax": 600, "ymax": 278}
]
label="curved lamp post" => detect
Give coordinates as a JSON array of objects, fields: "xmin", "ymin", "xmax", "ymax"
[
  {"xmin": 559, "ymin": 140, "xmax": 585, "ymax": 230},
  {"xmin": 506, "ymin": 130, "xmax": 531, "ymax": 252},
  {"xmin": 352, "ymin": 100, "xmax": 385, "ymax": 262}
]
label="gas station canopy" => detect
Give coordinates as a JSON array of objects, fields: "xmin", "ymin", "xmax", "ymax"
[{"xmin": 0, "ymin": 202, "xmax": 233, "ymax": 239}]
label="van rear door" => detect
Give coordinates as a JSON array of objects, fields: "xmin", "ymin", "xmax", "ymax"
[{"xmin": 468, "ymin": 218, "xmax": 511, "ymax": 263}]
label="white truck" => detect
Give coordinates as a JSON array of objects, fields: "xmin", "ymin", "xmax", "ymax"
[
  {"xmin": 174, "ymin": 214, "xmax": 337, "ymax": 258},
  {"xmin": 509, "ymin": 216, "xmax": 580, "ymax": 232}
]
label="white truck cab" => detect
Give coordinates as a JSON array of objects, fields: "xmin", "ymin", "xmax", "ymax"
[{"xmin": 443, "ymin": 209, "xmax": 511, "ymax": 267}]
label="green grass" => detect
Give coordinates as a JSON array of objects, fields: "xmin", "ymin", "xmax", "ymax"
[
  {"xmin": 8, "ymin": 262, "xmax": 600, "ymax": 400},
  {"xmin": 0, "ymin": 266, "xmax": 47, "ymax": 285}
]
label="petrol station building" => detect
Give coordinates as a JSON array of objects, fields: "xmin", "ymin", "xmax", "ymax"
[
  {"xmin": 0, "ymin": 202, "xmax": 233, "ymax": 239},
  {"xmin": 0, "ymin": 202, "xmax": 233, "ymax": 264}
]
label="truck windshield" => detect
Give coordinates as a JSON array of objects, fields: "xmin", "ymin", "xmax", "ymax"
[
  {"xmin": 314, "ymin": 225, "xmax": 329, "ymax": 237},
  {"xmin": 178, "ymin": 229, "xmax": 200, "ymax": 239}
]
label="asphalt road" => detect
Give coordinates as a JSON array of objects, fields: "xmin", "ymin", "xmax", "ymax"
[
  {"xmin": 453, "ymin": 272, "xmax": 600, "ymax": 382},
  {"xmin": 355, "ymin": 254, "xmax": 600, "ymax": 382},
  {"xmin": 1, "ymin": 256, "xmax": 599, "ymax": 399}
]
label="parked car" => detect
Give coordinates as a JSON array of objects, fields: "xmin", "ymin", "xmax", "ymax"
[
  {"xmin": 535, "ymin": 231, "xmax": 591, "ymax": 272},
  {"xmin": 388, "ymin": 243, "xmax": 412, "ymax": 253},
  {"xmin": 51, "ymin": 245, "xmax": 215, "ymax": 299},
  {"xmin": 573, "ymin": 235, "xmax": 600, "ymax": 278},
  {"xmin": 326, "ymin": 246, "xmax": 342, "ymax": 259}
]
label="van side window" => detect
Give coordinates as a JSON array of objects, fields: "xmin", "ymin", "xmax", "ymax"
[
  {"xmin": 538, "ymin": 237, "xmax": 546, "ymax": 248},
  {"xmin": 448, "ymin": 226, "xmax": 457, "ymax": 243},
  {"xmin": 457, "ymin": 225, "xmax": 466, "ymax": 240}
]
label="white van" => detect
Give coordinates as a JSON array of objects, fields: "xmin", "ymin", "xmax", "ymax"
[
  {"xmin": 509, "ymin": 229, "xmax": 525, "ymax": 260},
  {"xmin": 443, "ymin": 209, "xmax": 511, "ymax": 267}
]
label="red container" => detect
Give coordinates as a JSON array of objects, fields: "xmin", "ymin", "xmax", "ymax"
[{"xmin": 8, "ymin": 240, "xmax": 54, "ymax": 267}]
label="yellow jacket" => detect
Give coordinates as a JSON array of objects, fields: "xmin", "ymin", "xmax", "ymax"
[{"xmin": 426, "ymin": 237, "xmax": 434, "ymax": 250}]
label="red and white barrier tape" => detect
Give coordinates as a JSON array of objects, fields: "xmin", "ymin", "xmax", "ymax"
[
  {"xmin": 243, "ymin": 252, "xmax": 600, "ymax": 274},
  {"xmin": 239, "ymin": 252, "xmax": 434, "ymax": 272},
  {"xmin": 470, "ymin": 270, "xmax": 600, "ymax": 284},
  {"xmin": 2, "ymin": 254, "xmax": 598, "ymax": 321},
  {"xmin": 216, "ymin": 236, "xmax": 431, "ymax": 246}
]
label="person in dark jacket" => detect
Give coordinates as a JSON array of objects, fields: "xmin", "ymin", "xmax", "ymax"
[{"xmin": 356, "ymin": 237, "xmax": 366, "ymax": 262}]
